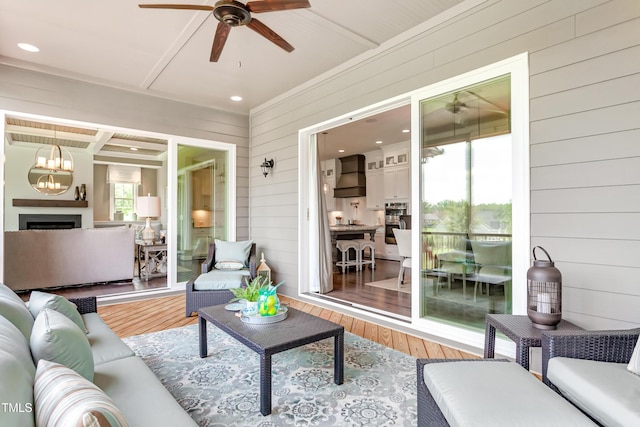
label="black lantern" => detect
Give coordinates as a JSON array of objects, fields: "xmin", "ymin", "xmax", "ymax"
[
  {"xmin": 260, "ymin": 158, "xmax": 274, "ymax": 177},
  {"xmin": 527, "ymin": 246, "xmax": 562, "ymax": 329}
]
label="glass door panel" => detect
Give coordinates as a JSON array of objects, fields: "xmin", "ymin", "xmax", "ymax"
[
  {"xmin": 176, "ymin": 145, "xmax": 228, "ymax": 283},
  {"xmin": 419, "ymin": 75, "xmax": 513, "ymax": 331}
]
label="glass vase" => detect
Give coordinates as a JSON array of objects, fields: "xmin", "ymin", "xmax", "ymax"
[{"xmin": 257, "ymin": 288, "xmax": 280, "ymax": 316}]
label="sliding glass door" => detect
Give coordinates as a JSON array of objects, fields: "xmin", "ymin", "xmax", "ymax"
[{"xmin": 417, "ymin": 75, "xmax": 514, "ymax": 331}]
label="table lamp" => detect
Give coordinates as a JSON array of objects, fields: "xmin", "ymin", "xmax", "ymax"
[{"xmin": 136, "ymin": 193, "xmax": 161, "ymax": 244}]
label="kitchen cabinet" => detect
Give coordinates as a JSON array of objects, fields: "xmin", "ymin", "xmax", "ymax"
[
  {"xmin": 192, "ymin": 168, "xmax": 212, "ymax": 210},
  {"xmin": 322, "ymin": 159, "xmax": 340, "ymax": 211},
  {"xmin": 366, "ymin": 170, "xmax": 384, "ymax": 209},
  {"xmin": 384, "ymin": 166, "xmax": 410, "ymax": 200},
  {"xmin": 365, "ymin": 150, "xmax": 384, "ymax": 210},
  {"xmin": 374, "ymin": 230, "xmax": 385, "ymax": 258}
]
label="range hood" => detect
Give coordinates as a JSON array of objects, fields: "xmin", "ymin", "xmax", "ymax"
[{"xmin": 334, "ymin": 154, "xmax": 366, "ymax": 198}]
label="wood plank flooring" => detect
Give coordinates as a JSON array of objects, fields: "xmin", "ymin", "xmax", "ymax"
[{"xmin": 97, "ymin": 293, "xmax": 479, "ymax": 360}]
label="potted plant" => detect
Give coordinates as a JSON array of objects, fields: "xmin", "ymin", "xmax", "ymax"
[{"xmin": 230, "ymin": 276, "xmax": 284, "ymax": 316}]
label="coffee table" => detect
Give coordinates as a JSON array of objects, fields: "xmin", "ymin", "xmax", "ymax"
[{"xmin": 198, "ymin": 304, "xmax": 344, "ymax": 415}]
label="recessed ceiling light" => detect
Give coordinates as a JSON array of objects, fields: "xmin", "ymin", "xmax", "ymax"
[
  {"xmin": 375, "ymin": 140, "xmax": 383, "ymax": 144},
  {"xmin": 338, "ymin": 149, "xmax": 345, "ymax": 153},
  {"xmin": 17, "ymin": 43, "xmax": 39, "ymax": 52},
  {"xmin": 230, "ymin": 95, "xmax": 243, "ymax": 102},
  {"xmin": 130, "ymin": 147, "xmax": 138, "ymax": 151},
  {"xmin": 402, "ymin": 129, "xmax": 410, "ymax": 133}
]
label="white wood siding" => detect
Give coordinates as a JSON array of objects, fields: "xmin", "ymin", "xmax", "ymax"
[{"xmin": 250, "ymin": 0, "xmax": 640, "ymax": 329}]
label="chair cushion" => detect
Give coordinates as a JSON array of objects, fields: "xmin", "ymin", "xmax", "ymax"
[
  {"xmin": 194, "ymin": 269, "xmax": 250, "ymax": 290},
  {"xmin": 214, "ymin": 239, "xmax": 253, "ymax": 265},
  {"xmin": 30, "ymin": 308, "xmax": 94, "ymax": 382},
  {"xmin": 214, "ymin": 260, "xmax": 245, "ymax": 271},
  {"xmin": 627, "ymin": 337, "xmax": 640, "ymax": 375},
  {"xmin": 34, "ymin": 359, "xmax": 129, "ymax": 427},
  {"xmin": 28, "ymin": 291, "xmax": 87, "ymax": 333},
  {"xmin": 0, "ymin": 282, "xmax": 34, "ymax": 339},
  {"xmin": 548, "ymin": 357, "xmax": 640, "ymax": 427}
]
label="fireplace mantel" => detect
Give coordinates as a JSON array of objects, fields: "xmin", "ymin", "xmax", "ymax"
[{"xmin": 12, "ymin": 199, "xmax": 88, "ymax": 208}]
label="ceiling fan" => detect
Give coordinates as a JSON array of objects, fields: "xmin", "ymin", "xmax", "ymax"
[{"xmin": 139, "ymin": 0, "xmax": 311, "ymax": 62}]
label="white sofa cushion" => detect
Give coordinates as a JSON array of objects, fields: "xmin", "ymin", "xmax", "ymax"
[
  {"xmin": 35, "ymin": 359, "xmax": 129, "ymax": 427},
  {"xmin": 0, "ymin": 316, "xmax": 35, "ymax": 427},
  {"xmin": 424, "ymin": 360, "xmax": 595, "ymax": 427},
  {"xmin": 82, "ymin": 313, "xmax": 135, "ymax": 365},
  {"xmin": 627, "ymin": 337, "xmax": 640, "ymax": 375},
  {"xmin": 30, "ymin": 308, "xmax": 94, "ymax": 382},
  {"xmin": 28, "ymin": 291, "xmax": 87, "ymax": 333},
  {"xmin": 548, "ymin": 357, "xmax": 640, "ymax": 427},
  {"xmin": 0, "ymin": 282, "xmax": 34, "ymax": 338},
  {"xmin": 94, "ymin": 356, "xmax": 198, "ymax": 426}
]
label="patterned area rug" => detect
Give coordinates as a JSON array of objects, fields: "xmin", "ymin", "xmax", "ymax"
[{"xmin": 123, "ymin": 323, "xmax": 417, "ymax": 426}]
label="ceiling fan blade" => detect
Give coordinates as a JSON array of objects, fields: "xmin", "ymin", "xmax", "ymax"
[
  {"xmin": 210, "ymin": 22, "xmax": 231, "ymax": 62},
  {"xmin": 246, "ymin": 0, "xmax": 310, "ymax": 13},
  {"xmin": 138, "ymin": 4, "xmax": 214, "ymax": 11},
  {"xmin": 247, "ymin": 18, "xmax": 294, "ymax": 52}
]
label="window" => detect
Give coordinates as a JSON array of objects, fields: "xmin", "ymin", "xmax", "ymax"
[{"xmin": 112, "ymin": 183, "xmax": 136, "ymax": 220}]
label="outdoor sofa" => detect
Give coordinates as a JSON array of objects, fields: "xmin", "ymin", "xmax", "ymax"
[{"xmin": 0, "ymin": 283, "xmax": 196, "ymax": 426}]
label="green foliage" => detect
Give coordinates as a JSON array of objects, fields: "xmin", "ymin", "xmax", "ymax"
[{"xmin": 229, "ymin": 275, "xmax": 272, "ymax": 302}]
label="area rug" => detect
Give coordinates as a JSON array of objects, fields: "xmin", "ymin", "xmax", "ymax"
[
  {"xmin": 365, "ymin": 278, "xmax": 411, "ymax": 294},
  {"xmin": 123, "ymin": 323, "xmax": 417, "ymax": 426}
]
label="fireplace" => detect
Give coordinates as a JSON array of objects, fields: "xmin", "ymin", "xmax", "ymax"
[{"xmin": 19, "ymin": 214, "xmax": 82, "ymax": 230}]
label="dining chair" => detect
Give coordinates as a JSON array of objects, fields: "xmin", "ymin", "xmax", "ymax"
[{"xmin": 392, "ymin": 228, "xmax": 412, "ymax": 289}]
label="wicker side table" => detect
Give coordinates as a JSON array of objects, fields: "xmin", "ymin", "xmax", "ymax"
[{"xmin": 484, "ymin": 314, "xmax": 582, "ymax": 370}]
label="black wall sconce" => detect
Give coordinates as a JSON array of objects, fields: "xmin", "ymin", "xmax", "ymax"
[{"xmin": 261, "ymin": 158, "xmax": 274, "ymax": 177}]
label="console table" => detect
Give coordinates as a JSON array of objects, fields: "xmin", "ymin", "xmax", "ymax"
[{"xmin": 136, "ymin": 240, "xmax": 167, "ymax": 281}]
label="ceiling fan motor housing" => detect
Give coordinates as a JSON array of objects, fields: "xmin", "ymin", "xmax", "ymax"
[{"xmin": 214, "ymin": 0, "xmax": 251, "ymax": 26}]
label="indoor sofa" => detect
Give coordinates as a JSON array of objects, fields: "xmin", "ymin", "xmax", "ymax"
[
  {"xmin": 0, "ymin": 283, "xmax": 196, "ymax": 426},
  {"xmin": 4, "ymin": 227, "xmax": 135, "ymax": 291}
]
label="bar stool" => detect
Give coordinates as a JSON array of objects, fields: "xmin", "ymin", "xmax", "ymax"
[
  {"xmin": 354, "ymin": 239, "xmax": 375, "ymax": 270},
  {"xmin": 336, "ymin": 240, "xmax": 360, "ymax": 273}
]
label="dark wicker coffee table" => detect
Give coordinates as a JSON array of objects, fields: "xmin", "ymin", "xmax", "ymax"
[
  {"xmin": 484, "ymin": 314, "xmax": 582, "ymax": 370},
  {"xmin": 198, "ymin": 304, "xmax": 344, "ymax": 415}
]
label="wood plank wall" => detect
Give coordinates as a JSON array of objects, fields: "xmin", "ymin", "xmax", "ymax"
[{"xmin": 248, "ymin": 0, "xmax": 640, "ymax": 331}]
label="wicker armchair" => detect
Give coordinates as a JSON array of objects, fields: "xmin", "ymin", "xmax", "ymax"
[
  {"xmin": 185, "ymin": 242, "xmax": 257, "ymax": 317},
  {"xmin": 541, "ymin": 327, "xmax": 640, "ymax": 387}
]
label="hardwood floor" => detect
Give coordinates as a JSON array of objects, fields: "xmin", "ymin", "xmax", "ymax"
[{"xmin": 97, "ymin": 293, "xmax": 478, "ymax": 360}]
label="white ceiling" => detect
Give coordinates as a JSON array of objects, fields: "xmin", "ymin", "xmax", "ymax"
[{"xmin": 0, "ymin": 0, "xmax": 466, "ymax": 115}]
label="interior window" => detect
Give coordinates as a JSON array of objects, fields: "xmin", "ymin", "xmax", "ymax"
[{"xmin": 112, "ymin": 183, "xmax": 137, "ymax": 220}]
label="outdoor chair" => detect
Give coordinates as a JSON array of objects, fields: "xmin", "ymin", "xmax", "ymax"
[{"xmin": 185, "ymin": 240, "xmax": 256, "ymax": 316}]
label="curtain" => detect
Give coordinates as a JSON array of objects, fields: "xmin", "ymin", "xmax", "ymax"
[
  {"xmin": 309, "ymin": 137, "xmax": 333, "ymax": 293},
  {"xmin": 106, "ymin": 165, "xmax": 141, "ymax": 184}
]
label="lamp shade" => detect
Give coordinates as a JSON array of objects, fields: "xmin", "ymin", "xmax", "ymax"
[{"xmin": 136, "ymin": 195, "xmax": 161, "ymax": 218}]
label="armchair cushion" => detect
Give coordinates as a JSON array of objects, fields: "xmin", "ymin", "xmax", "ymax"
[
  {"xmin": 214, "ymin": 260, "xmax": 245, "ymax": 271},
  {"xmin": 193, "ymin": 270, "xmax": 250, "ymax": 291},
  {"xmin": 628, "ymin": 337, "xmax": 640, "ymax": 375},
  {"xmin": 548, "ymin": 357, "xmax": 640, "ymax": 427},
  {"xmin": 214, "ymin": 239, "xmax": 253, "ymax": 266}
]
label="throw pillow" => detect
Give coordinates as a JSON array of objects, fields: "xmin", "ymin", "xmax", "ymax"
[
  {"xmin": 214, "ymin": 239, "xmax": 253, "ymax": 265},
  {"xmin": 627, "ymin": 336, "xmax": 640, "ymax": 375},
  {"xmin": 30, "ymin": 308, "xmax": 94, "ymax": 382},
  {"xmin": 28, "ymin": 291, "xmax": 87, "ymax": 333},
  {"xmin": 0, "ymin": 282, "xmax": 34, "ymax": 339},
  {"xmin": 214, "ymin": 261, "xmax": 245, "ymax": 271},
  {"xmin": 35, "ymin": 359, "xmax": 129, "ymax": 427}
]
